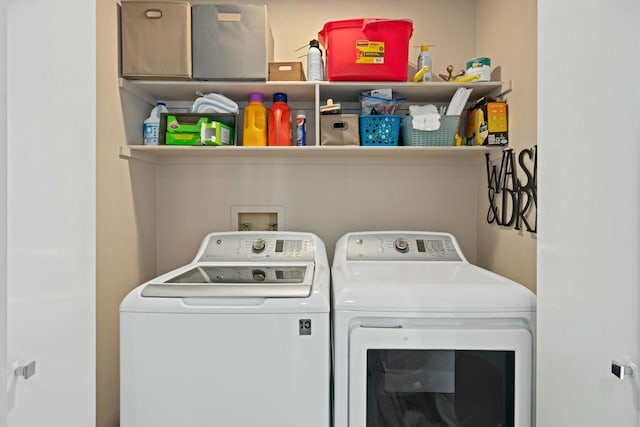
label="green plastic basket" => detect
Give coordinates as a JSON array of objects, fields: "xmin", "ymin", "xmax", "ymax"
[{"xmin": 401, "ymin": 115, "xmax": 460, "ymax": 146}]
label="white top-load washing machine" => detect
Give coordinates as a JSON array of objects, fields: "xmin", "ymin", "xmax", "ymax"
[
  {"xmin": 331, "ymin": 231, "xmax": 536, "ymax": 427},
  {"xmin": 120, "ymin": 231, "xmax": 330, "ymax": 427}
]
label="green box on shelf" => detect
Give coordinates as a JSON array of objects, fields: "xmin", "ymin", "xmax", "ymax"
[
  {"xmin": 159, "ymin": 113, "xmax": 237, "ymax": 145},
  {"xmin": 166, "ymin": 115, "xmax": 209, "ymax": 134},
  {"xmin": 165, "ymin": 132, "xmax": 201, "ymax": 145},
  {"xmin": 201, "ymin": 121, "xmax": 234, "ymax": 146}
]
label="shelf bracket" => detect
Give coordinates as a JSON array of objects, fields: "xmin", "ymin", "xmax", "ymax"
[
  {"xmin": 118, "ymin": 78, "xmax": 155, "ymax": 105},
  {"xmin": 496, "ymin": 80, "xmax": 513, "ymax": 99},
  {"xmin": 118, "ymin": 145, "xmax": 157, "ymax": 163}
]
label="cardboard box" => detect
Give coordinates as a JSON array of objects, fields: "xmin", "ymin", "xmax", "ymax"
[
  {"xmin": 465, "ymin": 98, "xmax": 508, "ymax": 146},
  {"xmin": 160, "ymin": 113, "xmax": 237, "ymax": 145},
  {"xmin": 192, "ymin": 4, "xmax": 274, "ymax": 81},
  {"xmin": 269, "ymin": 62, "xmax": 306, "ymax": 81}
]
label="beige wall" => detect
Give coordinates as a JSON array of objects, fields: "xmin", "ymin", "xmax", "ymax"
[
  {"xmin": 155, "ymin": 159, "xmax": 483, "ymax": 273},
  {"xmin": 475, "ymin": 0, "xmax": 538, "ymax": 292},
  {"xmin": 96, "ymin": 1, "xmax": 158, "ymax": 425},
  {"xmin": 254, "ymin": 0, "xmax": 478, "ymax": 75},
  {"xmin": 97, "ymin": 1, "xmax": 537, "ymax": 425}
]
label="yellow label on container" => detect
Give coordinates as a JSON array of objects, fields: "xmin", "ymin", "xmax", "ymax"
[
  {"xmin": 356, "ymin": 40, "xmax": 384, "ymax": 64},
  {"xmin": 487, "ymin": 103, "xmax": 508, "ymax": 132}
]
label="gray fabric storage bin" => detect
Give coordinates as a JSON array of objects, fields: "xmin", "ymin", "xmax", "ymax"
[
  {"xmin": 121, "ymin": 1, "xmax": 192, "ymax": 79},
  {"xmin": 192, "ymin": 4, "xmax": 274, "ymax": 81}
]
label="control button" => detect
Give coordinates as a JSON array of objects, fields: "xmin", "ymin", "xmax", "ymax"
[
  {"xmin": 394, "ymin": 238, "xmax": 409, "ymax": 253},
  {"xmin": 252, "ymin": 269, "xmax": 266, "ymax": 282},
  {"xmin": 252, "ymin": 239, "xmax": 266, "ymax": 253}
]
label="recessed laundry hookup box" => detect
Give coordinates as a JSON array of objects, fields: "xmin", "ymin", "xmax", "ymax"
[
  {"xmin": 120, "ymin": 1, "xmax": 192, "ymax": 80},
  {"xmin": 192, "ymin": 4, "xmax": 274, "ymax": 81}
]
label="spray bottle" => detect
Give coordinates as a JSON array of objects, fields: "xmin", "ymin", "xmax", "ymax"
[
  {"xmin": 307, "ymin": 39, "xmax": 324, "ymax": 81},
  {"xmin": 416, "ymin": 45, "xmax": 433, "ymax": 82}
]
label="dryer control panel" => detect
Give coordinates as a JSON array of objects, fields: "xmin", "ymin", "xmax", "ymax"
[
  {"xmin": 197, "ymin": 233, "xmax": 315, "ymax": 262},
  {"xmin": 346, "ymin": 233, "xmax": 462, "ymax": 261}
]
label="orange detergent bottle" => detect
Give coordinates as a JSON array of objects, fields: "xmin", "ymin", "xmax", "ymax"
[
  {"xmin": 242, "ymin": 92, "xmax": 267, "ymax": 146},
  {"xmin": 268, "ymin": 92, "xmax": 292, "ymax": 146}
]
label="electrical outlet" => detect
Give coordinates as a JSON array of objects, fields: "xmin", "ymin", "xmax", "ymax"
[{"xmin": 231, "ymin": 205, "xmax": 284, "ymax": 231}]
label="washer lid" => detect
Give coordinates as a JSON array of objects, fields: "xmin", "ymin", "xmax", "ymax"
[
  {"xmin": 332, "ymin": 262, "xmax": 536, "ymax": 313},
  {"xmin": 142, "ymin": 262, "xmax": 314, "ymax": 298}
]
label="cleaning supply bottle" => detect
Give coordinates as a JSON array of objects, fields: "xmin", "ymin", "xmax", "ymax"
[
  {"xmin": 268, "ymin": 92, "xmax": 292, "ymax": 146},
  {"xmin": 295, "ymin": 112, "xmax": 307, "ymax": 146},
  {"xmin": 143, "ymin": 101, "xmax": 169, "ymax": 145},
  {"xmin": 307, "ymin": 39, "xmax": 324, "ymax": 81},
  {"xmin": 416, "ymin": 45, "xmax": 433, "ymax": 82},
  {"xmin": 242, "ymin": 92, "xmax": 267, "ymax": 146}
]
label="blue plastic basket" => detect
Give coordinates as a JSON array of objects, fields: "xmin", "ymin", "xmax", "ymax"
[{"xmin": 359, "ymin": 115, "xmax": 402, "ymax": 146}]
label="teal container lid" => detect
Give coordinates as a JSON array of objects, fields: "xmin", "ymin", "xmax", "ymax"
[{"xmin": 466, "ymin": 57, "xmax": 491, "ymax": 68}]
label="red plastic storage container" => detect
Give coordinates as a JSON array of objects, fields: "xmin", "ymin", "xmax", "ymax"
[{"xmin": 318, "ymin": 18, "xmax": 413, "ymax": 81}]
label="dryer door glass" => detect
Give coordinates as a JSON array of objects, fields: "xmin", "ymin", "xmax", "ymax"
[
  {"xmin": 366, "ymin": 349, "xmax": 514, "ymax": 427},
  {"xmin": 348, "ymin": 328, "xmax": 532, "ymax": 427}
]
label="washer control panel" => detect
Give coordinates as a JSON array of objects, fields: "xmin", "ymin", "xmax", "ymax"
[
  {"xmin": 346, "ymin": 233, "xmax": 462, "ymax": 261},
  {"xmin": 198, "ymin": 233, "xmax": 315, "ymax": 262}
]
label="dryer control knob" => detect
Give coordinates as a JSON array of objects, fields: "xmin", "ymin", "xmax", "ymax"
[
  {"xmin": 394, "ymin": 238, "xmax": 410, "ymax": 253},
  {"xmin": 252, "ymin": 239, "xmax": 266, "ymax": 253}
]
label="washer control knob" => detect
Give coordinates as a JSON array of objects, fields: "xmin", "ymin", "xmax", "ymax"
[
  {"xmin": 394, "ymin": 238, "xmax": 410, "ymax": 253},
  {"xmin": 252, "ymin": 239, "xmax": 266, "ymax": 253},
  {"xmin": 252, "ymin": 269, "xmax": 266, "ymax": 282}
]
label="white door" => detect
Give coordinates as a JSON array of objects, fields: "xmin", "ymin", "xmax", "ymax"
[
  {"xmin": 538, "ymin": 0, "xmax": 640, "ymax": 425},
  {"xmin": 2, "ymin": 0, "xmax": 95, "ymax": 425},
  {"xmin": 349, "ymin": 327, "xmax": 533, "ymax": 426},
  {"xmin": 0, "ymin": 0, "xmax": 9, "ymax": 425}
]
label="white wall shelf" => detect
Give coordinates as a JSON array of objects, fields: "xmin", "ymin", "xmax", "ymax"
[
  {"xmin": 119, "ymin": 144, "xmax": 503, "ymax": 164},
  {"xmin": 119, "ymin": 78, "xmax": 503, "ymax": 104},
  {"xmin": 318, "ymin": 81, "xmax": 504, "ymax": 103},
  {"xmin": 119, "ymin": 78, "xmax": 505, "ymax": 149}
]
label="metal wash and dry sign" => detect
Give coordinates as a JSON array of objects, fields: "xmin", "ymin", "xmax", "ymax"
[{"xmin": 485, "ymin": 146, "xmax": 537, "ymax": 233}]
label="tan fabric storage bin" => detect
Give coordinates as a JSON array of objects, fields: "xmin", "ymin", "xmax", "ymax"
[
  {"xmin": 320, "ymin": 114, "xmax": 360, "ymax": 145},
  {"xmin": 121, "ymin": 1, "xmax": 192, "ymax": 80}
]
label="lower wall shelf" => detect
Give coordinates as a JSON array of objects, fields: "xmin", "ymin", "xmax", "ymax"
[{"xmin": 119, "ymin": 145, "xmax": 504, "ymax": 164}]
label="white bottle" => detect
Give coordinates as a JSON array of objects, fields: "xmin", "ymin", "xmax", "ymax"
[
  {"xmin": 143, "ymin": 101, "xmax": 169, "ymax": 145},
  {"xmin": 307, "ymin": 39, "xmax": 324, "ymax": 81},
  {"xmin": 416, "ymin": 45, "xmax": 433, "ymax": 82}
]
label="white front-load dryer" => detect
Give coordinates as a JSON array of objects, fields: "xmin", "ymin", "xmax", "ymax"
[
  {"xmin": 331, "ymin": 231, "xmax": 536, "ymax": 427},
  {"xmin": 120, "ymin": 231, "xmax": 330, "ymax": 427}
]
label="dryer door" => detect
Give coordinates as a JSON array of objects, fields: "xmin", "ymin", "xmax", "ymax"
[{"xmin": 349, "ymin": 327, "xmax": 532, "ymax": 427}]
